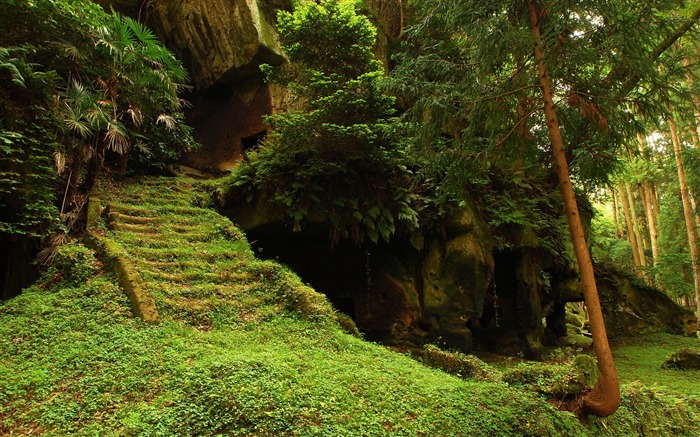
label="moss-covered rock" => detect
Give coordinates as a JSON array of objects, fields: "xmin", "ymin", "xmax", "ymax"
[
  {"xmin": 502, "ymin": 354, "xmax": 599, "ymax": 397},
  {"xmin": 418, "ymin": 344, "xmax": 501, "ymax": 382},
  {"xmin": 422, "ymin": 232, "xmax": 494, "ymax": 352},
  {"xmin": 596, "ymin": 265, "xmax": 697, "ymax": 336},
  {"xmin": 150, "ymin": 0, "xmax": 284, "ymax": 90},
  {"xmin": 662, "ymin": 348, "xmax": 700, "ymax": 370}
]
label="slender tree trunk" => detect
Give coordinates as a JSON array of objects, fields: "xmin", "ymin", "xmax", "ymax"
[
  {"xmin": 685, "ymin": 55, "xmax": 700, "ymax": 141},
  {"xmin": 527, "ymin": 0, "xmax": 619, "ymax": 417},
  {"xmin": 82, "ymin": 138, "xmax": 106, "ymax": 194},
  {"xmin": 637, "ymin": 133, "xmax": 660, "ymax": 268},
  {"xmin": 650, "ymin": 182, "xmax": 661, "ymax": 229},
  {"xmin": 689, "ymin": 190, "xmax": 700, "ymax": 247},
  {"xmin": 611, "ymin": 188, "xmax": 621, "ymax": 238},
  {"xmin": 625, "ymin": 183, "xmax": 647, "ymax": 267},
  {"xmin": 619, "ymin": 181, "xmax": 642, "ymax": 268},
  {"xmin": 642, "ymin": 181, "xmax": 660, "ymax": 281},
  {"xmin": 669, "ymin": 114, "xmax": 700, "ymax": 333},
  {"xmin": 636, "ymin": 185, "xmax": 652, "ymax": 250}
]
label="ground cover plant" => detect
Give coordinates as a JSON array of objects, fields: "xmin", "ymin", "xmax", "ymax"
[{"xmin": 1, "ymin": 176, "xmax": 699, "ymax": 436}]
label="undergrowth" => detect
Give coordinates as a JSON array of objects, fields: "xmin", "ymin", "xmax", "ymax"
[{"xmin": 0, "ymin": 176, "xmax": 699, "ymax": 436}]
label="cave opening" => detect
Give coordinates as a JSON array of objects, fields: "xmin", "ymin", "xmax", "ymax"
[
  {"xmin": 245, "ymin": 222, "xmax": 421, "ymax": 343},
  {"xmin": 246, "ymin": 223, "xmax": 368, "ymax": 318},
  {"xmin": 241, "ymin": 130, "xmax": 267, "ymax": 160},
  {"xmin": 0, "ymin": 235, "xmax": 40, "ymax": 301}
]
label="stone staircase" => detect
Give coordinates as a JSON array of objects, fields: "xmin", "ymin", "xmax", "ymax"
[{"xmin": 92, "ymin": 177, "xmax": 334, "ymax": 329}]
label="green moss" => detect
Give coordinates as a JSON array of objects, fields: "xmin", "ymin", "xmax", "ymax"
[
  {"xmin": 3, "ymin": 176, "xmax": 700, "ymax": 436},
  {"xmin": 419, "ymin": 344, "xmax": 501, "ymax": 382},
  {"xmin": 502, "ymin": 355, "xmax": 598, "ymax": 397}
]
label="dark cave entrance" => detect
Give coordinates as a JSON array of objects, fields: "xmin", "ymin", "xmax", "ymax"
[
  {"xmin": 241, "ymin": 130, "xmax": 267, "ymax": 160},
  {"xmin": 246, "ymin": 222, "xmax": 421, "ymax": 342},
  {"xmin": 0, "ymin": 235, "xmax": 40, "ymax": 301},
  {"xmin": 247, "ymin": 223, "xmax": 368, "ymax": 317},
  {"xmin": 474, "ymin": 250, "xmax": 520, "ymax": 352}
]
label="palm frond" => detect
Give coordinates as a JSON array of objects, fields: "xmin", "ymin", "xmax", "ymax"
[
  {"xmin": 0, "ymin": 61, "xmax": 26, "ymax": 88},
  {"xmin": 156, "ymin": 114, "xmax": 176, "ymax": 130},
  {"xmin": 104, "ymin": 121, "xmax": 130, "ymax": 154},
  {"xmin": 54, "ymin": 151, "xmax": 66, "ymax": 175},
  {"xmin": 124, "ymin": 16, "xmax": 158, "ymax": 46},
  {"xmin": 126, "ymin": 106, "xmax": 144, "ymax": 126}
]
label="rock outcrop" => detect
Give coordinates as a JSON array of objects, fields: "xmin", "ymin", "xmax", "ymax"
[
  {"xmin": 595, "ymin": 266, "xmax": 697, "ymax": 336},
  {"xmin": 145, "ymin": 0, "xmax": 288, "ymax": 171},
  {"xmin": 150, "ymin": 0, "xmax": 285, "ymax": 90}
]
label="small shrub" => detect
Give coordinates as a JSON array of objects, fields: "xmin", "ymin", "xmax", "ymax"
[
  {"xmin": 50, "ymin": 243, "xmax": 99, "ymax": 285},
  {"xmin": 419, "ymin": 344, "xmax": 501, "ymax": 382},
  {"xmin": 502, "ymin": 354, "xmax": 598, "ymax": 397}
]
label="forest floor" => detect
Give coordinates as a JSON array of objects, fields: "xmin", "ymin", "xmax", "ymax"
[{"xmin": 0, "ymin": 176, "xmax": 699, "ymax": 436}]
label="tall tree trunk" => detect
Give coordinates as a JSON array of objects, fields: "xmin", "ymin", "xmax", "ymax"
[
  {"xmin": 527, "ymin": 0, "xmax": 620, "ymax": 417},
  {"xmin": 642, "ymin": 181, "xmax": 660, "ymax": 281},
  {"xmin": 619, "ymin": 181, "xmax": 643, "ymax": 268},
  {"xmin": 668, "ymin": 114, "xmax": 700, "ymax": 333},
  {"xmin": 637, "ymin": 134, "xmax": 660, "ymax": 268},
  {"xmin": 625, "ymin": 183, "xmax": 647, "ymax": 267},
  {"xmin": 82, "ymin": 138, "xmax": 106, "ymax": 195},
  {"xmin": 650, "ymin": 182, "xmax": 661, "ymax": 228},
  {"xmin": 685, "ymin": 55, "xmax": 700, "ymax": 141},
  {"xmin": 611, "ymin": 188, "xmax": 621, "ymax": 238}
]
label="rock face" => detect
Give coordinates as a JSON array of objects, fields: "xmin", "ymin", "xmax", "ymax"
[
  {"xmin": 421, "ymin": 210, "xmax": 494, "ymax": 351},
  {"xmin": 146, "ymin": 0, "xmax": 287, "ymax": 171},
  {"xmin": 595, "ymin": 266, "xmax": 697, "ymax": 336},
  {"xmin": 181, "ymin": 77, "xmax": 274, "ymax": 171},
  {"xmin": 151, "ymin": 0, "xmax": 284, "ymax": 90},
  {"xmin": 224, "ymin": 191, "xmax": 575, "ymax": 356}
]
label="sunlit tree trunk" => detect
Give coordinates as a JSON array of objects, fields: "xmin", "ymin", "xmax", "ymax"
[
  {"xmin": 611, "ymin": 188, "xmax": 622, "ymax": 238},
  {"xmin": 668, "ymin": 113, "xmax": 700, "ymax": 333},
  {"xmin": 625, "ymin": 183, "xmax": 648, "ymax": 268},
  {"xmin": 685, "ymin": 55, "xmax": 700, "ymax": 141},
  {"xmin": 638, "ymin": 134, "xmax": 660, "ymax": 270},
  {"xmin": 650, "ymin": 182, "xmax": 662, "ymax": 229},
  {"xmin": 619, "ymin": 181, "xmax": 643, "ymax": 269},
  {"xmin": 527, "ymin": 0, "xmax": 620, "ymax": 417}
]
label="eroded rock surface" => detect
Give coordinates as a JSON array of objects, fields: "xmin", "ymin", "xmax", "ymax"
[{"xmin": 151, "ymin": 0, "xmax": 284, "ymax": 90}]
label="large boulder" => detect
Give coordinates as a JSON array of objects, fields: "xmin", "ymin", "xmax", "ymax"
[{"xmin": 596, "ymin": 266, "xmax": 697, "ymax": 336}]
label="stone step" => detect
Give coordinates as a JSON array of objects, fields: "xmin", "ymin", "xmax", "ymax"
[
  {"xmin": 109, "ymin": 203, "xmax": 203, "ymax": 218},
  {"xmin": 107, "ymin": 212, "xmax": 161, "ymax": 225},
  {"xmin": 138, "ymin": 258, "xmax": 242, "ymax": 272},
  {"xmin": 118, "ymin": 192, "xmax": 195, "ymax": 206},
  {"xmin": 127, "ymin": 246, "xmax": 240, "ymax": 263},
  {"xmin": 140, "ymin": 268, "xmax": 249, "ymax": 284},
  {"xmin": 113, "ymin": 228, "xmax": 211, "ymax": 242},
  {"xmin": 147, "ymin": 281, "xmax": 240, "ymax": 299}
]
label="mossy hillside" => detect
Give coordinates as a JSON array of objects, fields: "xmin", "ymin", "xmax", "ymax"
[{"xmin": 0, "ymin": 176, "xmax": 699, "ymax": 436}]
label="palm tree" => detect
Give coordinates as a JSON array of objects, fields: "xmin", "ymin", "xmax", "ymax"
[{"xmin": 79, "ymin": 12, "xmax": 187, "ymax": 193}]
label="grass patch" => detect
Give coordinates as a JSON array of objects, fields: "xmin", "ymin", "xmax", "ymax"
[
  {"xmin": 611, "ymin": 332, "xmax": 700, "ymax": 397},
  {"xmin": 2, "ymin": 176, "xmax": 700, "ymax": 435}
]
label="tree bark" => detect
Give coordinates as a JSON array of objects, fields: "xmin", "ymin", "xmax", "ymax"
[
  {"xmin": 625, "ymin": 183, "xmax": 647, "ymax": 267},
  {"xmin": 611, "ymin": 188, "xmax": 621, "ymax": 239},
  {"xmin": 650, "ymin": 182, "xmax": 661, "ymax": 228},
  {"xmin": 527, "ymin": 0, "xmax": 620, "ymax": 417},
  {"xmin": 638, "ymin": 134, "xmax": 660, "ymax": 269},
  {"xmin": 668, "ymin": 113, "xmax": 700, "ymax": 334},
  {"xmin": 618, "ymin": 180, "xmax": 643, "ymax": 268}
]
